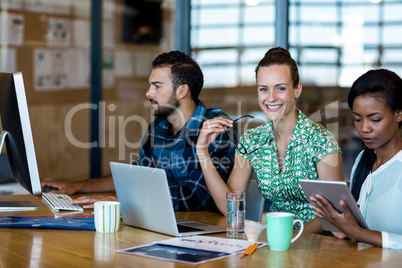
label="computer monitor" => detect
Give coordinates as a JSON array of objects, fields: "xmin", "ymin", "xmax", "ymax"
[{"xmin": 0, "ymin": 72, "xmax": 41, "ymax": 209}]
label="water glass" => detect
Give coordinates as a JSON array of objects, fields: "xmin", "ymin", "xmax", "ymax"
[{"xmin": 226, "ymin": 191, "xmax": 246, "ymax": 237}]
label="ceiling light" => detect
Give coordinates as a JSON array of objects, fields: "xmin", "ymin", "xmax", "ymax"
[{"xmin": 245, "ymin": 0, "xmax": 260, "ymax": 7}]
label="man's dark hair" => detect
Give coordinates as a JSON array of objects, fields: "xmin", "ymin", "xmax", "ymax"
[{"xmin": 152, "ymin": 51, "xmax": 204, "ymax": 101}]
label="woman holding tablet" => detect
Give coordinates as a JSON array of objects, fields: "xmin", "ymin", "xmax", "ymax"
[
  {"xmin": 310, "ymin": 69, "xmax": 402, "ymax": 249},
  {"xmin": 196, "ymin": 47, "xmax": 344, "ymax": 234}
]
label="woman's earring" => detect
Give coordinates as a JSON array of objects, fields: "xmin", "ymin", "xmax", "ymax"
[{"xmin": 397, "ymin": 112, "xmax": 402, "ymax": 122}]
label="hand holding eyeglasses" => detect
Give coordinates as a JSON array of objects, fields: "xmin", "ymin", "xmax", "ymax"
[
  {"xmin": 196, "ymin": 117, "xmax": 234, "ymax": 150},
  {"xmin": 196, "ymin": 115, "xmax": 255, "ymax": 152}
]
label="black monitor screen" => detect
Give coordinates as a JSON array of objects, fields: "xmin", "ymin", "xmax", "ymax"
[
  {"xmin": 0, "ymin": 72, "xmax": 41, "ymax": 195},
  {"xmin": 122, "ymin": 0, "xmax": 162, "ymax": 44}
]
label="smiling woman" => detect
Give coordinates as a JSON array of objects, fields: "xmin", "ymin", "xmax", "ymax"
[
  {"xmin": 196, "ymin": 47, "xmax": 344, "ymax": 234},
  {"xmin": 256, "ymin": 64, "xmax": 301, "ymax": 122}
]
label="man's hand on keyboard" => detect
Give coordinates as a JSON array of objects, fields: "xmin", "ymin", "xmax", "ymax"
[
  {"xmin": 41, "ymin": 181, "xmax": 80, "ymax": 195},
  {"xmin": 70, "ymin": 195, "xmax": 118, "ymax": 209}
]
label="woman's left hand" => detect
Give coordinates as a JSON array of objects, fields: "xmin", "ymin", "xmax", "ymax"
[{"xmin": 309, "ymin": 194, "xmax": 360, "ymax": 238}]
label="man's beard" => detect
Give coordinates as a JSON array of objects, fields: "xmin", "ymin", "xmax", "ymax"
[{"xmin": 153, "ymin": 92, "xmax": 180, "ymax": 117}]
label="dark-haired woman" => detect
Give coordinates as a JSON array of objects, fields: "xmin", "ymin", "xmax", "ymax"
[
  {"xmin": 310, "ymin": 69, "xmax": 402, "ymax": 249},
  {"xmin": 196, "ymin": 47, "xmax": 344, "ymax": 233}
]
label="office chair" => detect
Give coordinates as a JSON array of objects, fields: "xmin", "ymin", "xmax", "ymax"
[{"xmin": 245, "ymin": 177, "xmax": 265, "ymax": 222}]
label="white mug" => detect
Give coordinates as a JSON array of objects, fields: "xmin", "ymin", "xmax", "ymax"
[{"xmin": 94, "ymin": 201, "xmax": 121, "ymax": 233}]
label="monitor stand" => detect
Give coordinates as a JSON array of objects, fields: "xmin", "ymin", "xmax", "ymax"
[{"xmin": 0, "ymin": 131, "xmax": 39, "ymax": 211}]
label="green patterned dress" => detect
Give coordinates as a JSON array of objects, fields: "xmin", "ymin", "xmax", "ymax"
[{"xmin": 238, "ymin": 110, "xmax": 341, "ymax": 226}]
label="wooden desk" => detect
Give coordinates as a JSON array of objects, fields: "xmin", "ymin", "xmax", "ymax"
[{"xmin": 0, "ymin": 194, "xmax": 402, "ymax": 267}]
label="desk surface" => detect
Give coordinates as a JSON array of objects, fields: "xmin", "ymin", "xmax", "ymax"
[{"xmin": 0, "ymin": 194, "xmax": 401, "ymax": 267}]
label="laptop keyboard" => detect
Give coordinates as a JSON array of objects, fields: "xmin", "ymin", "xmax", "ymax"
[{"xmin": 177, "ymin": 224, "xmax": 204, "ymax": 233}]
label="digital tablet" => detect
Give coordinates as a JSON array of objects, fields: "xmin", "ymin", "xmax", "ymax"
[{"xmin": 299, "ymin": 179, "xmax": 368, "ymax": 232}]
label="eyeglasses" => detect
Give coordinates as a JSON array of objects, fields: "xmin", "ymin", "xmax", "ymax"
[
  {"xmin": 187, "ymin": 115, "xmax": 254, "ymax": 135},
  {"xmin": 232, "ymin": 114, "xmax": 268, "ymax": 155},
  {"xmin": 232, "ymin": 114, "xmax": 255, "ymax": 123}
]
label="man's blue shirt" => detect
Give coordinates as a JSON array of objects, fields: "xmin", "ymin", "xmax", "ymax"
[{"xmin": 134, "ymin": 100, "xmax": 237, "ymax": 211}]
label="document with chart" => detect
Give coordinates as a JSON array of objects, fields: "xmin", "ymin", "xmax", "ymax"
[{"xmin": 118, "ymin": 236, "xmax": 266, "ymax": 264}]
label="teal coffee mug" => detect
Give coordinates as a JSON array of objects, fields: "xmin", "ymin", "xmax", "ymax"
[{"xmin": 266, "ymin": 212, "xmax": 304, "ymax": 251}]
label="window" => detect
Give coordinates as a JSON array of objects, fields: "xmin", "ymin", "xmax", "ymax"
[
  {"xmin": 191, "ymin": 0, "xmax": 276, "ymax": 88},
  {"xmin": 289, "ymin": 0, "xmax": 402, "ymax": 87},
  {"xmin": 190, "ymin": 0, "xmax": 402, "ymax": 88}
]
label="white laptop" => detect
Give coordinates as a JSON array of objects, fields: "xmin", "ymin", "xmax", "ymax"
[{"xmin": 110, "ymin": 162, "xmax": 226, "ymax": 236}]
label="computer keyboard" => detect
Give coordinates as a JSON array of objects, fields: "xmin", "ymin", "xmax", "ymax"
[{"xmin": 42, "ymin": 193, "xmax": 83, "ymax": 212}]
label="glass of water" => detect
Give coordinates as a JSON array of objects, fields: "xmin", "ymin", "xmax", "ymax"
[{"xmin": 226, "ymin": 191, "xmax": 246, "ymax": 238}]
